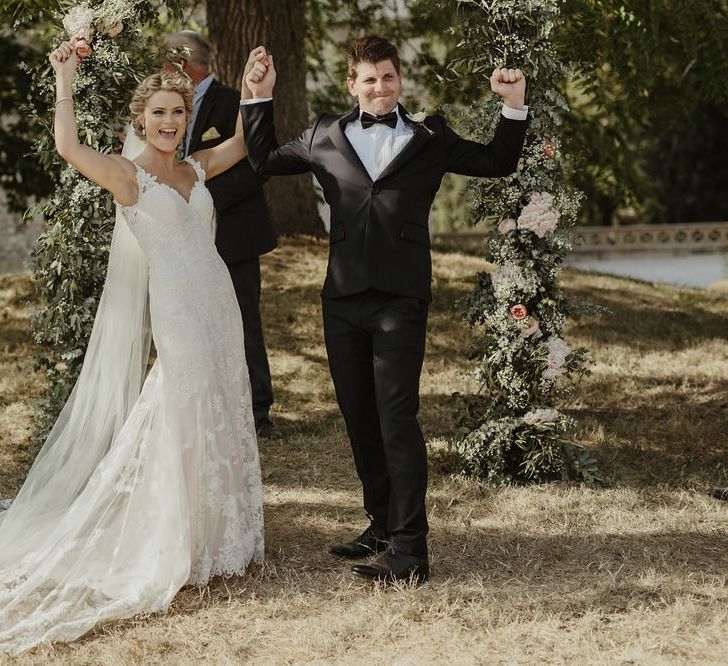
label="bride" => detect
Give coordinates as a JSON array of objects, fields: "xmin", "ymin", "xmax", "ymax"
[{"xmin": 0, "ymin": 42, "xmax": 266, "ymax": 654}]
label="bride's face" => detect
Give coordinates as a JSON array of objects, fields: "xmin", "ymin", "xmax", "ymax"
[{"xmin": 141, "ymin": 91, "xmax": 188, "ymax": 152}]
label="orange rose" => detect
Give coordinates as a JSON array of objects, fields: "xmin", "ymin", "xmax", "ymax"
[
  {"xmin": 74, "ymin": 38, "xmax": 93, "ymax": 59},
  {"xmin": 510, "ymin": 304, "xmax": 528, "ymax": 320},
  {"xmin": 542, "ymin": 139, "xmax": 556, "ymax": 159}
]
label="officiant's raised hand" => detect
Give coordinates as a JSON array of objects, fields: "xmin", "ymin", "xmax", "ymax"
[
  {"xmin": 490, "ymin": 67, "xmax": 526, "ymax": 109},
  {"xmin": 243, "ymin": 46, "xmax": 276, "ymax": 99}
]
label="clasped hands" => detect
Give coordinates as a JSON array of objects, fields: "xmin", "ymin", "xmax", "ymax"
[{"xmin": 242, "ymin": 46, "xmax": 275, "ymax": 99}]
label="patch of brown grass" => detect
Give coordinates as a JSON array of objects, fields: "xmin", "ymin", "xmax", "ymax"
[{"xmin": 2, "ymin": 239, "xmax": 728, "ymax": 665}]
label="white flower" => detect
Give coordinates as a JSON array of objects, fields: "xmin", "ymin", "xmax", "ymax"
[
  {"xmin": 517, "ymin": 191, "xmax": 560, "ymax": 238},
  {"xmin": 405, "ymin": 111, "xmax": 434, "ymax": 135},
  {"xmin": 406, "ymin": 111, "xmax": 427, "ymax": 123},
  {"xmin": 62, "ymin": 4, "xmax": 97, "ymax": 42},
  {"xmin": 497, "ymin": 217, "xmax": 517, "ymax": 234},
  {"xmin": 523, "ymin": 408, "xmax": 560, "ymax": 425},
  {"xmin": 542, "ymin": 335, "xmax": 571, "ymax": 380},
  {"xmin": 490, "ymin": 262, "xmax": 538, "ymax": 302}
]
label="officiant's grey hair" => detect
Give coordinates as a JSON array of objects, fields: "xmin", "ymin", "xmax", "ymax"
[{"xmin": 166, "ymin": 31, "xmax": 211, "ymax": 68}]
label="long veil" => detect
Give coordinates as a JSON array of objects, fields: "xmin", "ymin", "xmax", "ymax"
[{"xmin": 0, "ymin": 127, "xmax": 150, "ymax": 560}]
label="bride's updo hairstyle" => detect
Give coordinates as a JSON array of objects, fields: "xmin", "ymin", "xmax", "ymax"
[{"xmin": 130, "ymin": 71, "xmax": 194, "ymax": 140}]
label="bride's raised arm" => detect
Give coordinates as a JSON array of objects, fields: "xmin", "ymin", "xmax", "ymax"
[
  {"xmin": 188, "ymin": 47, "xmax": 271, "ymax": 180},
  {"xmin": 188, "ymin": 105, "xmax": 246, "ymax": 181},
  {"xmin": 51, "ymin": 42, "xmax": 137, "ymax": 205}
]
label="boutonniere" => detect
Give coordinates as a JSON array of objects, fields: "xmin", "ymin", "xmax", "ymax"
[
  {"xmin": 201, "ymin": 127, "xmax": 221, "ymax": 141},
  {"xmin": 405, "ymin": 111, "xmax": 434, "ymax": 135}
]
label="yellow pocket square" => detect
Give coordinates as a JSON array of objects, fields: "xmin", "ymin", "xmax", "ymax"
[{"xmin": 201, "ymin": 127, "xmax": 221, "ymax": 141}]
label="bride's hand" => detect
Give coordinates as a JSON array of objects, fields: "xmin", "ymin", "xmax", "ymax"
[{"xmin": 49, "ymin": 42, "xmax": 79, "ymax": 79}]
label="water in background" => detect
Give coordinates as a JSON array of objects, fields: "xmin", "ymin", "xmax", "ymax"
[{"xmin": 566, "ymin": 252, "xmax": 728, "ymax": 289}]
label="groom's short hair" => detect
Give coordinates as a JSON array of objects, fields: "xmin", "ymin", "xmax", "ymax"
[{"xmin": 346, "ymin": 36, "xmax": 401, "ymax": 79}]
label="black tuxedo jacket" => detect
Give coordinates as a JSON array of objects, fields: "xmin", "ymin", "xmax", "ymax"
[
  {"xmin": 240, "ymin": 100, "xmax": 527, "ymax": 300},
  {"xmin": 189, "ymin": 80, "xmax": 276, "ymax": 264}
]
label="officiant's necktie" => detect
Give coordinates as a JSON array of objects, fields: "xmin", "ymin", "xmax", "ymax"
[{"xmin": 360, "ymin": 111, "xmax": 398, "ymax": 130}]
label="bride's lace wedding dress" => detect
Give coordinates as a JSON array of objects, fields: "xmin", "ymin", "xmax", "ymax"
[{"xmin": 0, "ymin": 157, "xmax": 264, "ymax": 655}]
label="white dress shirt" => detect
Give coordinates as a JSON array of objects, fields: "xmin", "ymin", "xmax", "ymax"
[
  {"xmin": 345, "ymin": 107, "xmax": 414, "ymax": 181},
  {"xmin": 185, "ymin": 74, "xmax": 214, "ymax": 156}
]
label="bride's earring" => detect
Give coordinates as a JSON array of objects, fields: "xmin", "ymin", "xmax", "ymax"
[{"xmin": 141, "ymin": 126, "xmax": 146, "ymax": 136}]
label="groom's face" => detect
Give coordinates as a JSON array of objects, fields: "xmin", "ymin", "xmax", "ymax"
[{"xmin": 347, "ymin": 60, "xmax": 401, "ymax": 116}]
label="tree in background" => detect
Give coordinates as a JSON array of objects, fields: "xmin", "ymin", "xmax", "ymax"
[
  {"xmin": 207, "ymin": 0, "xmax": 321, "ymax": 235},
  {"xmin": 449, "ymin": 0, "xmax": 600, "ymax": 484}
]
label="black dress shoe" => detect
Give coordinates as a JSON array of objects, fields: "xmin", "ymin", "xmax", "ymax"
[
  {"xmin": 329, "ymin": 526, "xmax": 389, "ymax": 559},
  {"xmin": 351, "ymin": 548, "xmax": 429, "ymax": 584},
  {"xmin": 255, "ymin": 417, "xmax": 277, "ymax": 438}
]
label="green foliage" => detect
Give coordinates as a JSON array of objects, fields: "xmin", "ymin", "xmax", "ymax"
[
  {"xmin": 445, "ymin": 0, "xmax": 601, "ymax": 484},
  {"xmin": 557, "ymin": 0, "xmax": 728, "ymax": 224},
  {"xmin": 0, "ymin": 17, "xmax": 54, "ymax": 214},
  {"xmin": 26, "ymin": 0, "xmax": 186, "ymax": 438}
]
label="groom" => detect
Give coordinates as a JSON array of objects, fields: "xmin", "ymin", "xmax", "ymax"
[{"xmin": 241, "ymin": 36, "xmax": 528, "ymax": 583}]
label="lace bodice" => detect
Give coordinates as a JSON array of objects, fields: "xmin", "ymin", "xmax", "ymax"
[{"xmin": 122, "ymin": 157, "xmax": 216, "ymax": 267}]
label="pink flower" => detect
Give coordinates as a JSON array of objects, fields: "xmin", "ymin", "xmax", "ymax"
[
  {"xmin": 74, "ymin": 38, "xmax": 93, "ymax": 59},
  {"xmin": 542, "ymin": 139, "xmax": 556, "ymax": 159},
  {"xmin": 520, "ymin": 316, "xmax": 541, "ymax": 337},
  {"xmin": 497, "ymin": 218, "xmax": 517, "ymax": 234},
  {"xmin": 510, "ymin": 304, "xmax": 528, "ymax": 320}
]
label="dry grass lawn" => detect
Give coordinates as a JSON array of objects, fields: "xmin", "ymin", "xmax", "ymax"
[{"xmin": 1, "ymin": 237, "xmax": 727, "ymax": 665}]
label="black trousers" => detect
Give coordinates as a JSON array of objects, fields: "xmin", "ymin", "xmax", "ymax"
[
  {"xmin": 322, "ymin": 289, "xmax": 429, "ymax": 557},
  {"xmin": 227, "ymin": 257, "xmax": 274, "ymax": 422}
]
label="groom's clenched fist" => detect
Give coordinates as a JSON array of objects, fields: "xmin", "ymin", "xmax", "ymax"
[
  {"xmin": 242, "ymin": 46, "xmax": 276, "ymax": 99},
  {"xmin": 490, "ymin": 67, "xmax": 526, "ymax": 109}
]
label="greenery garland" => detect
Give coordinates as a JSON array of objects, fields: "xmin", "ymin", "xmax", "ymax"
[
  {"xmin": 27, "ymin": 0, "xmax": 184, "ymax": 438},
  {"xmin": 447, "ymin": 0, "xmax": 602, "ymax": 484}
]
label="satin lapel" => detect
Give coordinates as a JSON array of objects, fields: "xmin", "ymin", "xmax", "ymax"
[
  {"xmin": 326, "ymin": 106, "xmax": 373, "ymax": 183},
  {"xmin": 189, "ymin": 80, "xmax": 218, "ymax": 151},
  {"xmin": 375, "ymin": 104, "xmax": 434, "ymax": 182}
]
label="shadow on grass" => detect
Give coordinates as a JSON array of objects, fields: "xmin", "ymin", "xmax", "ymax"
[
  {"xmin": 258, "ymin": 498, "xmax": 728, "ymax": 598},
  {"xmin": 566, "ymin": 276, "xmax": 728, "ymax": 352},
  {"xmin": 569, "ymin": 374, "xmax": 728, "ymax": 485}
]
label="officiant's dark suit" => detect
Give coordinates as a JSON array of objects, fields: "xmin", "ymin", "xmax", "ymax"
[
  {"xmin": 241, "ymin": 66, "xmax": 527, "ymax": 577},
  {"xmin": 188, "ymin": 79, "xmax": 277, "ymax": 427}
]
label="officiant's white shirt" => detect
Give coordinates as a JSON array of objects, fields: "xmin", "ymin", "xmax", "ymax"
[{"xmin": 240, "ymin": 98, "xmax": 528, "ymax": 180}]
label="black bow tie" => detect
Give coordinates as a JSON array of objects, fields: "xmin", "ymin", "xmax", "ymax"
[{"xmin": 360, "ymin": 111, "xmax": 398, "ymax": 130}]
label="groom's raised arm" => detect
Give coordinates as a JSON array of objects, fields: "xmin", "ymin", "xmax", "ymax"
[
  {"xmin": 239, "ymin": 47, "xmax": 315, "ymax": 176},
  {"xmin": 239, "ymin": 100, "xmax": 317, "ymax": 176},
  {"xmin": 444, "ymin": 67, "xmax": 529, "ymax": 178},
  {"xmin": 443, "ymin": 109, "xmax": 528, "ymax": 178}
]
